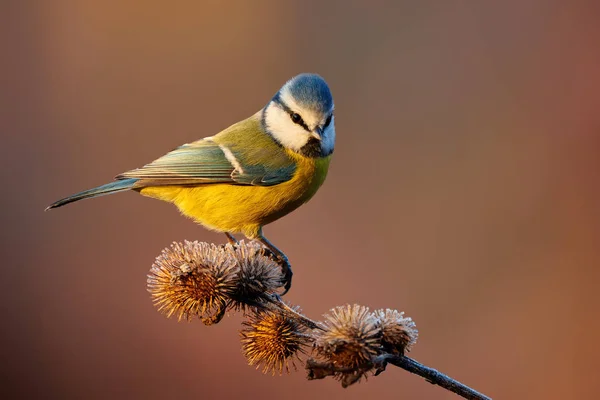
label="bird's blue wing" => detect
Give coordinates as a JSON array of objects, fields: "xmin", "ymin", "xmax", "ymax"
[
  {"xmin": 116, "ymin": 137, "xmax": 296, "ymax": 187},
  {"xmin": 116, "ymin": 140, "xmax": 235, "ymax": 184}
]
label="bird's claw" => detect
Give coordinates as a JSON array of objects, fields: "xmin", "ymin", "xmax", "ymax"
[
  {"xmin": 265, "ymin": 252, "xmax": 293, "ymax": 295},
  {"xmin": 269, "ymin": 254, "xmax": 292, "ymax": 295},
  {"xmin": 279, "ymin": 258, "xmax": 293, "ymax": 295},
  {"xmin": 257, "ymin": 244, "xmax": 293, "ymax": 295}
]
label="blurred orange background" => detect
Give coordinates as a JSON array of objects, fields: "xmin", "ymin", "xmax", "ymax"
[{"xmin": 2, "ymin": 1, "xmax": 600, "ymax": 399}]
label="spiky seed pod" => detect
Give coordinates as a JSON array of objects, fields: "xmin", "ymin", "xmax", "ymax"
[
  {"xmin": 313, "ymin": 304, "xmax": 382, "ymax": 386},
  {"xmin": 147, "ymin": 241, "xmax": 238, "ymax": 324},
  {"xmin": 374, "ymin": 309, "xmax": 418, "ymax": 354},
  {"xmin": 240, "ymin": 308, "xmax": 310, "ymax": 375},
  {"xmin": 224, "ymin": 240, "xmax": 284, "ymax": 309}
]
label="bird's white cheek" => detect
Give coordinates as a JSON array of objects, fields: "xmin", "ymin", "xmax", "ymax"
[{"xmin": 264, "ymin": 103, "xmax": 310, "ymax": 151}]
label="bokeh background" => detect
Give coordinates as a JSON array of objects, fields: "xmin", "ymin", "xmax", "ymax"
[{"xmin": 2, "ymin": 1, "xmax": 600, "ymax": 399}]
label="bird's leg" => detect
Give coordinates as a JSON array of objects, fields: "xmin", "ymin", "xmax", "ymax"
[
  {"xmin": 225, "ymin": 232, "xmax": 238, "ymax": 245},
  {"xmin": 256, "ymin": 231, "xmax": 293, "ymax": 295}
]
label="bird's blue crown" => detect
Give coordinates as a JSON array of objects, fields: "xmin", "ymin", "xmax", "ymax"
[{"xmin": 281, "ymin": 73, "xmax": 333, "ymax": 115}]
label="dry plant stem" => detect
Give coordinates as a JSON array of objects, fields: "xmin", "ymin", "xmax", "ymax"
[
  {"xmin": 265, "ymin": 295, "xmax": 323, "ymax": 331},
  {"xmin": 282, "ymin": 297, "xmax": 490, "ymax": 399},
  {"xmin": 375, "ymin": 354, "xmax": 491, "ymax": 400},
  {"xmin": 149, "ymin": 241, "xmax": 491, "ymax": 399}
]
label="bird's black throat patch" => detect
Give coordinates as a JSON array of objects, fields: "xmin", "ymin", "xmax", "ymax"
[{"xmin": 299, "ymin": 137, "xmax": 325, "ymax": 158}]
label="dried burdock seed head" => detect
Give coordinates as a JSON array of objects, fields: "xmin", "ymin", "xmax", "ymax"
[
  {"xmin": 374, "ymin": 309, "xmax": 418, "ymax": 354},
  {"xmin": 225, "ymin": 240, "xmax": 284, "ymax": 309},
  {"xmin": 313, "ymin": 304, "xmax": 382, "ymax": 385},
  {"xmin": 147, "ymin": 241, "xmax": 238, "ymax": 324},
  {"xmin": 240, "ymin": 308, "xmax": 310, "ymax": 375}
]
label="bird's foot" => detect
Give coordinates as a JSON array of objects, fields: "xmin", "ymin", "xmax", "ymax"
[
  {"xmin": 261, "ymin": 248, "xmax": 293, "ymax": 295},
  {"xmin": 279, "ymin": 257, "xmax": 293, "ymax": 295},
  {"xmin": 225, "ymin": 232, "xmax": 238, "ymax": 245}
]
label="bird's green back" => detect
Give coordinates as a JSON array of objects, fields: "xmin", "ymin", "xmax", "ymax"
[{"xmin": 118, "ymin": 114, "xmax": 297, "ymax": 187}]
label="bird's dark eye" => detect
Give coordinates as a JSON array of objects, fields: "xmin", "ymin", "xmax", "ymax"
[
  {"xmin": 324, "ymin": 114, "xmax": 332, "ymax": 128},
  {"xmin": 288, "ymin": 111, "xmax": 310, "ymax": 132},
  {"xmin": 290, "ymin": 112, "xmax": 302, "ymax": 124}
]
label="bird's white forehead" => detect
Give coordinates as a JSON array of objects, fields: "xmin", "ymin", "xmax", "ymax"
[{"xmin": 279, "ymin": 86, "xmax": 332, "ymax": 129}]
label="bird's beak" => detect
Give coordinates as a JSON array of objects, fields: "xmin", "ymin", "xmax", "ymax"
[{"xmin": 311, "ymin": 127, "xmax": 323, "ymax": 141}]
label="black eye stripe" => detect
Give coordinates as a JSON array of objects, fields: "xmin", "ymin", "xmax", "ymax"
[
  {"xmin": 289, "ymin": 112, "xmax": 310, "ymax": 131},
  {"xmin": 324, "ymin": 114, "xmax": 332, "ymax": 128},
  {"xmin": 271, "ymin": 95, "xmax": 311, "ymax": 132}
]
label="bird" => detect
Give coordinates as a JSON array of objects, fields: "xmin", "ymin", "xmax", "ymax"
[{"xmin": 46, "ymin": 73, "xmax": 336, "ymax": 294}]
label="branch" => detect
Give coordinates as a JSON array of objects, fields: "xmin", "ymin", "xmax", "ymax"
[
  {"xmin": 264, "ymin": 294, "xmax": 323, "ymax": 330},
  {"xmin": 149, "ymin": 240, "xmax": 493, "ymax": 399},
  {"xmin": 374, "ymin": 354, "xmax": 491, "ymax": 400}
]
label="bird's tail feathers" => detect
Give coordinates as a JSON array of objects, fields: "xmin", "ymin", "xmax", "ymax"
[{"xmin": 45, "ymin": 178, "xmax": 138, "ymax": 210}]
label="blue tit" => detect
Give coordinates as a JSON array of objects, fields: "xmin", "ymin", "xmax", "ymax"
[{"xmin": 47, "ymin": 73, "xmax": 336, "ymax": 293}]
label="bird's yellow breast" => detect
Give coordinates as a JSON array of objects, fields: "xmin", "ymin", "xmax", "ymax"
[{"xmin": 140, "ymin": 151, "xmax": 331, "ymax": 238}]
